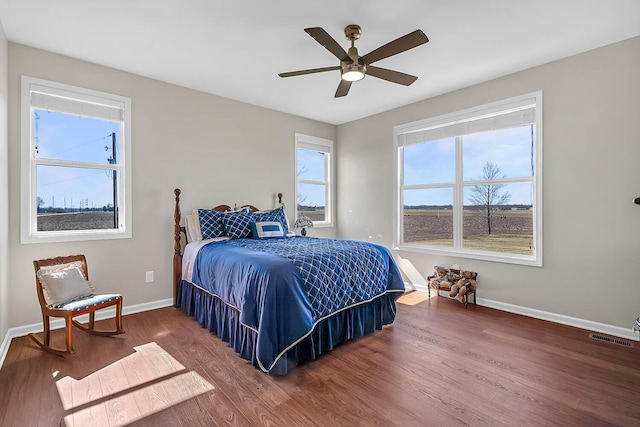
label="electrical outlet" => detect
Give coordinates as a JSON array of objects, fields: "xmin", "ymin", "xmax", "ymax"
[
  {"xmin": 452, "ymin": 264, "xmax": 460, "ymax": 270},
  {"xmin": 145, "ymin": 271, "xmax": 154, "ymax": 283}
]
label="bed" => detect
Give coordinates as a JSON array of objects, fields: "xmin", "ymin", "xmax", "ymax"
[{"xmin": 172, "ymin": 188, "xmax": 404, "ymax": 375}]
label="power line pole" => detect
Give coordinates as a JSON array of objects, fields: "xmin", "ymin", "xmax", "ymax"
[{"xmin": 110, "ymin": 132, "xmax": 118, "ymax": 228}]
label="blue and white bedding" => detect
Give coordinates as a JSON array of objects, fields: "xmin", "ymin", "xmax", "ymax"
[{"xmin": 181, "ymin": 236, "xmax": 404, "ymax": 373}]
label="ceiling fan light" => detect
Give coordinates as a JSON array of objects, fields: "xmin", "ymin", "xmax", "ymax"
[{"xmin": 341, "ymin": 64, "xmax": 366, "ymax": 82}]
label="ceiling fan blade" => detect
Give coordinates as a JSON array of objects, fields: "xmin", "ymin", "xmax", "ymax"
[
  {"xmin": 366, "ymin": 65, "xmax": 418, "ymax": 86},
  {"xmin": 278, "ymin": 66, "xmax": 340, "ymax": 78},
  {"xmin": 334, "ymin": 80, "xmax": 352, "ymax": 98},
  {"xmin": 305, "ymin": 27, "xmax": 351, "ymax": 62},
  {"xmin": 360, "ymin": 30, "xmax": 429, "ymax": 65}
]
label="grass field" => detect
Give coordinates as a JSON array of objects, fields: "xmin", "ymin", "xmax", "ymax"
[
  {"xmin": 37, "ymin": 211, "xmax": 116, "ymax": 231},
  {"xmin": 37, "ymin": 208, "xmax": 532, "ymax": 255},
  {"xmin": 302, "ymin": 210, "xmax": 325, "ymax": 222},
  {"xmin": 403, "ymin": 208, "xmax": 533, "ymax": 254}
]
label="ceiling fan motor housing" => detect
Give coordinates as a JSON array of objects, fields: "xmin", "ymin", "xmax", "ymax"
[
  {"xmin": 344, "ymin": 24, "xmax": 362, "ymax": 41},
  {"xmin": 342, "ymin": 25, "xmax": 365, "ymax": 81}
]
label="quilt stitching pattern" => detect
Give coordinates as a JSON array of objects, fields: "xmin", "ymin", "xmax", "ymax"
[{"xmin": 227, "ymin": 238, "xmax": 388, "ymax": 319}]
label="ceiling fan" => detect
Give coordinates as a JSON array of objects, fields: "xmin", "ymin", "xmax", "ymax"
[{"xmin": 278, "ymin": 25, "xmax": 429, "ymax": 97}]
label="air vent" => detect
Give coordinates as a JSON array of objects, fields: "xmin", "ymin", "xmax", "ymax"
[{"xmin": 588, "ymin": 333, "xmax": 634, "ymax": 348}]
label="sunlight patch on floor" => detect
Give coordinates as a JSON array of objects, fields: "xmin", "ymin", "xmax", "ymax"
[
  {"xmin": 56, "ymin": 342, "xmax": 214, "ymax": 426},
  {"xmin": 397, "ymin": 290, "xmax": 432, "ymax": 306}
]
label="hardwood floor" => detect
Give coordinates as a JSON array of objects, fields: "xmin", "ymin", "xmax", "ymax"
[{"xmin": 1, "ymin": 296, "xmax": 639, "ymax": 426}]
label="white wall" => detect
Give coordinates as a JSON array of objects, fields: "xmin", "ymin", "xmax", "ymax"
[
  {"xmin": 0, "ymin": 21, "xmax": 9, "ymax": 353},
  {"xmin": 337, "ymin": 36, "xmax": 640, "ymax": 335},
  {"xmin": 6, "ymin": 43, "xmax": 336, "ymax": 330},
  {"xmin": 4, "ymin": 35, "xmax": 639, "ymax": 347}
]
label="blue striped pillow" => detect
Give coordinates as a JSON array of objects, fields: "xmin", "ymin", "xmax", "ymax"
[{"xmin": 251, "ymin": 221, "xmax": 285, "ymax": 239}]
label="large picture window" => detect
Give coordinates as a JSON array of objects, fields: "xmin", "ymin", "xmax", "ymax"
[
  {"xmin": 295, "ymin": 133, "xmax": 333, "ymax": 227},
  {"xmin": 21, "ymin": 76, "xmax": 132, "ymax": 243},
  {"xmin": 394, "ymin": 92, "xmax": 542, "ymax": 266}
]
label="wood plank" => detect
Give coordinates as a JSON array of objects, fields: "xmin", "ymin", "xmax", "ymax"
[{"xmin": 1, "ymin": 298, "xmax": 639, "ymax": 426}]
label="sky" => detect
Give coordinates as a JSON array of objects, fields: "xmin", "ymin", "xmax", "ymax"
[
  {"xmin": 35, "ymin": 110, "xmax": 120, "ymax": 209},
  {"xmin": 297, "ymin": 148, "xmax": 326, "ymax": 207},
  {"xmin": 403, "ymin": 125, "xmax": 536, "ymax": 206},
  {"xmin": 35, "ymin": 110, "xmax": 533, "ymax": 210}
]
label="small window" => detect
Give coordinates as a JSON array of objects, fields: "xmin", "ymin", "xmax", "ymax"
[
  {"xmin": 394, "ymin": 92, "xmax": 542, "ymax": 266},
  {"xmin": 21, "ymin": 76, "xmax": 132, "ymax": 243},
  {"xmin": 295, "ymin": 133, "xmax": 333, "ymax": 227}
]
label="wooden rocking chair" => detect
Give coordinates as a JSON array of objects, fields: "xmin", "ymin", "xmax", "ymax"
[{"xmin": 29, "ymin": 254, "xmax": 125, "ymax": 355}]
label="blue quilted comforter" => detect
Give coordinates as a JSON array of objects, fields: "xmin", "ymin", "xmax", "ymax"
[{"xmin": 190, "ymin": 236, "xmax": 404, "ymax": 372}]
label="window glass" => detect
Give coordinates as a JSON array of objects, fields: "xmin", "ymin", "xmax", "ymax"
[
  {"xmin": 297, "ymin": 182, "xmax": 326, "ymax": 222},
  {"xmin": 403, "ymin": 188, "xmax": 453, "ymax": 246},
  {"xmin": 21, "ymin": 76, "xmax": 131, "ymax": 243},
  {"xmin": 463, "ymin": 182, "xmax": 534, "ymax": 255},
  {"xmin": 463, "ymin": 127, "xmax": 536, "ymax": 179},
  {"xmin": 395, "ymin": 92, "xmax": 542, "ymax": 266},
  {"xmin": 34, "ymin": 110, "xmax": 120, "ymax": 164},
  {"xmin": 295, "ymin": 134, "xmax": 333, "ymax": 227},
  {"xmin": 36, "ymin": 165, "xmax": 118, "ymax": 231},
  {"xmin": 403, "ymin": 138, "xmax": 455, "ymax": 185},
  {"xmin": 297, "ymin": 149, "xmax": 325, "ymax": 181}
]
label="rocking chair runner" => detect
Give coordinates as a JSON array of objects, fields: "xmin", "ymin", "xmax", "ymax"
[{"xmin": 29, "ymin": 254, "xmax": 125, "ymax": 355}]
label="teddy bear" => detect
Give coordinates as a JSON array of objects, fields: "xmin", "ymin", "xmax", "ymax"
[
  {"xmin": 429, "ymin": 266, "xmax": 460, "ymax": 292},
  {"xmin": 428, "ymin": 265, "xmax": 449, "ymax": 290},
  {"xmin": 449, "ymin": 270, "xmax": 477, "ymax": 303}
]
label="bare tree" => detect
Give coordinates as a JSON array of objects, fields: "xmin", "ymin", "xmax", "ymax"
[
  {"xmin": 296, "ymin": 164, "xmax": 309, "ymax": 208},
  {"xmin": 468, "ymin": 162, "xmax": 511, "ymax": 234},
  {"xmin": 36, "ymin": 197, "xmax": 45, "ymax": 212}
]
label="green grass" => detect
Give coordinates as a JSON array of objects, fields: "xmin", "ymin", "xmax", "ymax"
[
  {"xmin": 463, "ymin": 234, "xmax": 533, "ymax": 255},
  {"xmin": 409, "ymin": 234, "xmax": 533, "ymax": 255}
]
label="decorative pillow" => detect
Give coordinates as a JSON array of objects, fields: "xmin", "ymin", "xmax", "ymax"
[
  {"xmin": 251, "ymin": 221, "xmax": 285, "ymax": 239},
  {"xmin": 222, "ymin": 210, "xmax": 254, "ymax": 239},
  {"xmin": 197, "ymin": 209, "xmax": 227, "ymax": 240},
  {"xmin": 37, "ymin": 262, "xmax": 96, "ymax": 307},
  {"xmin": 253, "ymin": 206, "xmax": 289, "ymax": 235}
]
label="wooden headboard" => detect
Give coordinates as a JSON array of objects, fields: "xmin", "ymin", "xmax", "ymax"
[{"xmin": 172, "ymin": 188, "xmax": 283, "ymax": 304}]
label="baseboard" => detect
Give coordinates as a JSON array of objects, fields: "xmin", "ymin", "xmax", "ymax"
[
  {"xmin": 0, "ymin": 298, "xmax": 174, "ymax": 370},
  {"xmin": 0, "ymin": 329, "xmax": 11, "ymax": 370},
  {"xmin": 403, "ymin": 284, "xmax": 640, "ymax": 342},
  {"xmin": 407, "ymin": 282, "xmax": 429, "ymax": 293},
  {"xmin": 477, "ymin": 297, "xmax": 640, "ymax": 342}
]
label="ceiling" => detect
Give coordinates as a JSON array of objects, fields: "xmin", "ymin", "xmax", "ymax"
[{"xmin": 1, "ymin": 1, "xmax": 639, "ymax": 125}]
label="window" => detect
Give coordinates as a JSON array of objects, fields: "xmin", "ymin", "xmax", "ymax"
[
  {"xmin": 394, "ymin": 92, "xmax": 542, "ymax": 266},
  {"xmin": 295, "ymin": 133, "xmax": 333, "ymax": 227},
  {"xmin": 21, "ymin": 76, "xmax": 132, "ymax": 243}
]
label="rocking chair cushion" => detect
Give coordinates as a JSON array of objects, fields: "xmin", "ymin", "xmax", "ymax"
[
  {"xmin": 57, "ymin": 293, "xmax": 121, "ymax": 312},
  {"xmin": 37, "ymin": 262, "xmax": 96, "ymax": 307}
]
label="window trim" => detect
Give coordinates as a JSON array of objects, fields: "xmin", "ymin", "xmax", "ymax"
[
  {"xmin": 294, "ymin": 133, "xmax": 333, "ymax": 228},
  {"xmin": 393, "ymin": 91, "xmax": 543, "ymax": 266},
  {"xmin": 20, "ymin": 76, "xmax": 132, "ymax": 244}
]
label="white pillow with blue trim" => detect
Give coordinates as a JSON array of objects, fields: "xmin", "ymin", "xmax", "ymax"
[
  {"xmin": 251, "ymin": 221, "xmax": 285, "ymax": 239},
  {"xmin": 253, "ymin": 206, "xmax": 289, "ymax": 235}
]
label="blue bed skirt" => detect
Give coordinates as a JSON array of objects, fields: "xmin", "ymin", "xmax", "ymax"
[{"xmin": 176, "ymin": 279, "xmax": 399, "ymax": 375}]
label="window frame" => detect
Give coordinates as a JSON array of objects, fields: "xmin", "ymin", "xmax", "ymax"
[
  {"xmin": 20, "ymin": 76, "xmax": 132, "ymax": 243},
  {"xmin": 393, "ymin": 92, "xmax": 543, "ymax": 266},
  {"xmin": 294, "ymin": 133, "xmax": 333, "ymax": 228}
]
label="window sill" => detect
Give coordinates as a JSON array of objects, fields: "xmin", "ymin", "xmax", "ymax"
[
  {"xmin": 395, "ymin": 243, "xmax": 542, "ymax": 267},
  {"xmin": 21, "ymin": 229, "xmax": 132, "ymax": 244}
]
